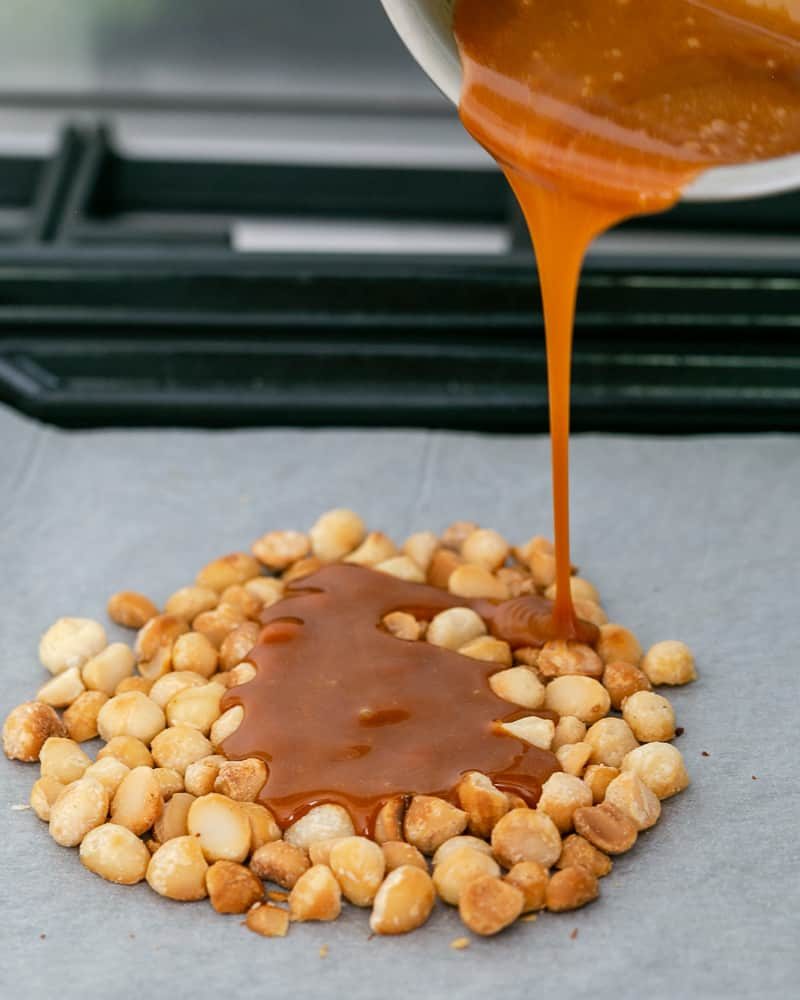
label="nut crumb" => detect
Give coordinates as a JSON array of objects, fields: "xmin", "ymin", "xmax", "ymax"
[
  {"xmin": 520, "ymin": 913, "xmax": 538, "ymax": 924},
  {"xmin": 701, "ymin": 751, "xmax": 710, "ymax": 757},
  {"xmin": 570, "ymin": 927, "xmax": 579, "ymax": 940},
  {"xmin": 675, "ymin": 726, "xmax": 685, "ymax": 736},
  {"xmin": 319, "ymin": 944, "xmax": 329, "ymax": 959},
  {"xmin": 451, "ymin": 937, "xmax": 470, "ymax": 950}
]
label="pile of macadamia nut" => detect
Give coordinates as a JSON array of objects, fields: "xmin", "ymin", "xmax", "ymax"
[{"xmin": 3, "ymin": 510, "xmax": 694, "ymax": 941}]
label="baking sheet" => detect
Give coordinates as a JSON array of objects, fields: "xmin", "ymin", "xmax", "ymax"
[{"xmin": 0, "ymin": 402, "xmax": 797, "ymax": 1000}]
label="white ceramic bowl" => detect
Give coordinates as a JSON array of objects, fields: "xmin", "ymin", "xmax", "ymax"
[{"xmin": 380, "ymin": 0, "xmax": 800, "ymax": 202}]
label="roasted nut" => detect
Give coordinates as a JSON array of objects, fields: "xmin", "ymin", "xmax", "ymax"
[
  {"xmin": 433, "ymin": 847, "xmax": 500, "ymax": 905},
  {"xmin": 461, "ymin": 528, "xmax": 509, "ymax": 571},
  {"xmin": 497, "ymin": 566, "xmax": 536, "ymax": 598},
  {"xmin": 49, "ymin": 776, "xmax": 109, "ymax": 847},
  {"xmin": 504, "ymin": 861, "xmax": 549, "ymax": 912},
  {"xmin": 79, "ymin": 822, "xmax": 150, "ymax": 884},
  {"xmin": 146, "ymin": 835, "xmax": 208, "ymax": 900},
  {"xmin": 62, "ymin": 690, "xmax": 108, "ymax": 742},
  {"xmin": 29, "ymin": 776, "xmax": 65, "ymax": 821},
  {"xmin": 84, "ymin": 756, "xmax": 130, "ymax": 797},
  {"xmin": 602, "ymin": 660, "xmax": 652, "ymax": 710},
  {"xmin": 97, "ymin": 691, "xmax": 165, "ymax": 745},
  {"xmin": 308, "ymin": 837, "xmax": 348, "ymax": 867},
  {"xmin": 382, "ymin": 611, "xmax": 422, "ymax": 641},
  {"xmin": 574, "ymin": 801, "xmax": 638, "ymax": 854},
  {"xmin": 621, "ymin": 742, "xmax": 690, "ymax": 799},
  {"xmin": 573, "ymin": 600, "xmax": 608, "ymax": 627},
  {"xmin": 39, "ymin": 617, "xmax": 107, "ymax": 675},
  {"xmin": 218, "ymin": 585, "xmax": 262, "ymax": 619},
  {"xmin": 499, "ymin": 715, "xmax": 555, "ymax": 750},
  {"xmin": 252, "ymin": 529, "xmax": 311, "ymax": 570},
  {"xmin": 108, "ymin": 592, "xmax": 159, "ymax": 630},
  {"xmin": 374, "ymin": 796, "xmax": 406, "ymax": 844},
  {"xmin": 491, "ymin": 808, "xmax": 562, "ymax": 868},
  {"xmin": 583, "ymin": 764, "xmax": 620, "ymax": 803},
  {"xmin": 555, "ymin": 742, "xmax": 593, "ymax": 776},
  {"xmin": 426, "ymin": 607, "xmax": 486, "ymax": 650},
  {"xmin": 81, "ymin": 643, "xmax": 135, "ymax": 696},
  {"xmin": 134, "ymin": 614, "xmax": 188, "ymax": 664},
  {"xmin": 604, "ymin": 773, "xmax": 661, "ymax": 831},
  {"xmin": 3, "ymin": 702, "xmax": 65, "ymax": 761},
  {"xmin": 404, "ymin": 795, "xmax": 468, "ymax": 854},
  {"xmin": 537, "ymin": 773, "xmax": 593, "ymax": 833},
  {"xmin": 97, "ymin": 735, "xmax": 153, "ymax": 770},
  {"xmin": 206, "ymin": 860, "xmax": 264, "ymax": 913},
  {"xmin": 219, "ymin": 623, "xmax": 260, "ymax": 671},
  {"xmin": 622, "ymin": 690, "xmax": 676, "ymax": 742},
  {"xmin": 376, "ymin": 555, "xmax": 426, "ymax": 583},
  {"xmin": 111, "ymin": 765, "xmax": 163, "ymax": 835},
  {"xmin": 245, "ymin": 903, "xmax": 289, "ymax": 937},
  {"xmin": 344, "ymin": 531, "xmax": 398, "ymax": 567},
  {"xmin": 250, "ymin": 841, "xmax": 310, "ymax": 889},
  {"xmin": 241, "ymin": 801, "xmax": 282, "ymax": 850},
  {"xmin": 457, "ymin": 771, "xmax": 510, "ymax": 837},
  {"xmin": 210, "ymin": 706, "xmax": 244, "ymax": 748},
  {"xmin": 289, "ymin": 864, "xmax": 342, "ymax": 921},
  {"xmin": 513, "ymin": 646, "xmax": 539, "ymax": 667},
  {"xmin": 187, "ymin": 793, "xmax": 251, "ymax": 863},
  {"xmin": 641, "ymin": 640, "xmax": 696, "ymax": 686},
  {"xmin": 459, "ymin": 876, "xmax": 524, "ymax": 936},
  {"xmin": 515, "ymin": 535, "xmax": 556, "ymax": 589},
  {"xmin": 149, "ymin": 670, "xmax": 207, "ymax": 710},
  {"xmin": 214, "ymin": 758, "xmax": 267, "ymax": 802},
  {"xmin": 192, "ymin": 604, "xmax": 248, "ymax": 649},
  {"xmin": 426, "ymin": 548, "xmax": 463, "ymax": 588},
  {"xmin": 329, "ymin": 836, "xmax": 386, "ymax": 906},
  {"xmin": 432, "ymin": 835, "xmax": 494, "ymax": 866},
  {"xmin": 137, "ymin": 644, "xmax": 173, "ymax": 682},
  {"xmin": 544, "ymin": 577, "xmax": 600, "ymax": 604},
  {"xmin": 552, "ymin": 715, "xmax": 588, "ymax": 750},
  {"xmin": 166, "ymin": 682, "xmax": 224, "ymax": 734},
  {"xmin": 153, "ymin": 791, "xmax": 195, "ymax": 842},
  {"xmin": 440, "ymin": 520, "xmax": 478, "ymax": 551},
  {"xmin": 597, "ymin": 623, "xmax": 643, "ymax": 666},
  {"xmin": 557, "ymin": 833, "xmax": 613, "ymax": 877},
  {"xmin": 402, "ymin": 531, "xmax": 439, "ymax": 572},
  {"xmin": 284, "ymin": 804, "xmax": 355, "ymax": 850},
  {"xmin": 151, "ymin": 725, "xmax": 213, "ymax": 774},
  {"xmin": 381, "ymin": 841, "xmax": 428, "ymax": 873},
  {"xmin": 184, "ymin": 754, "xmax": 226, "ymax": 796},
  {"xmin": 448, "ymin": 564, "xmax": 508, "ymax": 600},
  {"xmin": 227, "ymin": 662, "xmax": 257, "ymax": 687},
  {"xmin": 546, "ymin": 866, "xmax": 599, "ymax": 912},
  {"xmin": 585, "ymin": 717, "xmax": 639, "ymax": 768},
  {"xmin": 196, "ymin": 553, "xmax": 261, "ymax": 592},
  {"xmin": 489, "ymin": 666, "xmax": 544, "ymax": 708},
  {"xmin": 244, "ymin": 576, "xmax": 285, "ymax": 608},
  {"xmin": 171, "ymin": 632, "xmax": 219, "ymax": 678},
  {"xmin": 37, "ymin": 666, "xmax": 85, "ymax": 708},
  {"xmin": 545, "ymin": 676, "xmax": 610, "ymax": 724},
  {"xmin": 370, "ymin": 866, "xmax": 436, "ymax": 935},
  {"xmin": 310, "ymin": 508, "xmax": 365, "ymax": 561},
  {"xmin": 164, "ymin": 584, "xmax": 219, "ymax": 622},
  {"xmin": 538, "ymin": 640, "xmax": 603, "ymax": 679},
  {"xmin": 115, "ymin": 677, "xmax": 152, "ymax": 696},
  {"xmin": 153, "ymin": 767, "xmax": 183, "ymax": 800},
  {"xmin": 282, "ymin": 557, "xmax": 324, "ymax": 583},
  {"xmin": 39, "ymin": 736, "xmax": 91, "ymax": 783}
]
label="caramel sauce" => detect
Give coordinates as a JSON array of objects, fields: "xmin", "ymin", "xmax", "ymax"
[{"xmin": 220, "ymin": 563, "xmax": 591, "ymax": 833}]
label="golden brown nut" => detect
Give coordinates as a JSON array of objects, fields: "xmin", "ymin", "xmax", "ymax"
[
  {"xmin": 458, "ymin": 876, "xmax": 524, "ymax": 936},
  {"xmin": 84, "ymin": 757, "xmax": 130, "ymax": 797},
  {"xmin": 557, "ymin": 834, "xmax": 613, "ymax": 878},
  {"xmin": 596, "ymin": 623, "xmax": 643, "ymax": 666},
  {"xmin": 289, "ymin": 864, "xmax": 342, "ymax": 922},
  {"xmin": 171, "ymin": 633, "xmax": 219, "ymax": 678},
  {"xmin": 538, "ymin": 640, "xmax": 603, "ymax": 679},
  {"xmin": 402, "ymin": 531, "xmax": 439, "ymax": 572},
  {"xmin": 426, "ymin": 608, "xmax": 486, "ymax": 650},
  {"xmin": 369, "ymin": 866, "xmax": 436, "ymax": 935},
  {"xmin": 545, "ymin": 676, "xmax": 610, "ymax": 724},
  {"xmin": 63, "ymin": 691, "xmax": 108, "ymax": 742},
  {"xmin": 310, "ymin": 508, "xmax": 365, "ymax": 561},
  {"xmin": 36, "ymin": 667, "xmax": 85, "ymax": 708},
  {"xmin": 250, "ymin": 841, "xmax": 310, "ymax": 889},
  {"xmin": 448, "ymin": 564, "xmax": 509, "ymax": 600},
  {"xmin": 329, "ymin": 836, "xmax": 386, "ymax": 906},
  {"xmin": 344, "ymin": 531, "xmax": 398, "ymax": 567},
  {"xmin": 488, "ymin": 667, "xmax": 544, "ymax": 709},
  {"xmin": 196, "ymin": 553, "xmax": 261, "ymax": 592},
  {"xmin": 219, "ymin": 622, "xmax": 260, "ymax": 672},
  {"xmin": 584, "ymin": 717, "xmax": 639, "ymax": 768},
  {"xmin": 97, "ymin": 691, "xmax": 165, "ymax": 745},
  {"xmin": 187, "ymin": 793, "xmax": 251, "ymax": 863},
  {"xmin": 154, "ymin": 791, "xmax": 195, "ymax": 843},
  {"xmin": 374, "ymin": 796, "xmax": 407, "ymax": 844},
  {"xmin": 135, "ymin": 614, "xmax": 188, "ymax": 663},
  {"xmin": 82, "ymin": 643, "xmax": 135, "ymax": 695},
  {"xmin": 39, "ymin": 736, "xmax": 91, "ymax": 783},
  {"xmin": 284, "ymin": 803, "xmax": 355, "ymax": 850},
  {"xmin": 241, "ymin": 803, "xmax": 282, "ymax": 850},
  {"xmin": 214, "ymin": 758, "xmax": 267, "ymax": 802},
  {"xmin": 491, "ymin": 808, "xmax": 561, "ymax": 868},
  {"xmin": 382, "ymin": 611, "xmax": 423, "ymax": 641},
  {"xmin": 432, "ymin": 835, "xmax": 494, "ymax": 866},
  {"xmin": 440, "ymin": 520, "xmax": 478, "ymax": 551},
  {"xmin": 381, "ymin": 841, "xmax": 428, "ymax": 873},
  {"xmin": 583, "ymin": 764, "xmax": 620, "ymax": 803},
  {"xmin": 108, "ymin": 592, "xmax": 159, "ymax": 630},
  {"xmin": 146, "ymin": 835, "xmax": 208, "ymax": 900},
  {"xmin": 426, "ymin": 548, "xmax": 463, "ymax": 588},
  {"xmin": 111, "ymin": 765, "xmax": 163, "ymax": 836},
  {"xmin": 432, "ymin": 847, "xmax": 500, "ymax": 905},
  {"xmin": 206, "ymin": 860, "xmax": 264, "ymax": 913},
  {"xmin": 546, "ymin": 866, "xmax": 599, "ymax": 912},
  {"xmin": 621, "ymin": 742, "xmax": 690, "ymax": 799},
  {"xmin": 604, "ymin": 773, "xmax": 661, "ymax": 831},
  {"xmin": 39, "ymin": 618, "xmax": 107, "ymax": 675},
  {"xmin": 602, "ymin": 660, "xmax": 652, "ymax": 710},
  {"xmin": 151, "ymin": 725, "xmax": 213, "ymax": 774},
  {"xmin": 192, "ymin": 604, "xmax": 247, "ymax": 649},
  {"xmin": 403, "ymin": 795, "xmax": 468, "ymax": 854},
  {"xmin": 456, "ymin": 771, "xmax": 510, "ymax": 838},
  {"xmin": 3, "ymin": 702, "xmax": 65, "ymax": 761},
  {"xmin": 573, "ymin": 801, "xmax": 638, "ymax": 854},
  {"xmin": 80, "ymin": 823, "xmax": 151, "ymax": 884},
  {"xmin": 49, "ymin": 777, "xmax": 109, "ymax": 847},
  {"xmin": 252, "ymin": 529, "xmax": 311, "ymax": 570},
  {"xmin": 458, "ymin": 636, "xmax": 513, "ymax": 666},
  {"xmin": 245, "ymin": 903, "xmax": 290, "ymax": 937},
  {"xmin": 537, "ymin": 772, "xmax": 593, "ymax": 833},
  {"xmin": 165, "ymin": 585, "xmax": 219, "ymax": 622},
  {"xmin": 504, "ymin": 861, "xmax": 549, "ymax": 912},
  {"xmin": 97, "ymin": 735, "xmax": 153, "ymax": 770},
  {"xmin": 461, "ymin": 528, "xmax": 510, "ymax": 571},
  {"xmin": 29, "ymin": 776, "xmax": 66, "ymax": 822},
  {"xmin": 622, "ymin": 691, "xmax": 676, "ymax": 743},
  {"xmin": 641, "ymin": 640, "xmax": 696, "ymax": 686}
]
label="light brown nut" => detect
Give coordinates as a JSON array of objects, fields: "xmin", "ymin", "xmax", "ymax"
[
  {"xmin": 214, "ymin": 758, "xmax": 268, "ymax": 802},
  {"xmin": 330, "ymin": 836, "xmax": 386, "ymax": 906},
  {"xmin": 497, "ymin": 566, "xmax": 536, "ymax": 598},
  {"xmin": 404, "ymin": 795, "xmax": 468, "ymax": 854},
  {"xmin": 250, "ymin": 841, "xmax": 310, "ymax": 889},
  {"xmin": 210, "ymin": 706, "xmax": 244, "ymax": 748},
  {"xmin": 206, "ymin": 860, "xmax": 264, "ymax": 913},
  {"xmin": 374, "ymin": 796, "xmax": 406, "ymax": 844},
  {"xmin": 134, "ymin": 614, "xmax": 188, "ymax": 664},
  {"xmin": 514, "ymin": 535, "xmax": 556, "ymax": 589},
  {"xmin": 39, "ymin": 618, "xmax": 107, "ymax": 675},
  {"xmin": 308, "ymin": 838, "xmax": 348, "ymax": 867},
  {"xmin": 151, "ymin": 726, "xmax": 213, "ymax": 775},
  {"xmin": 153, "ymin": 767, "xmax": 183, "ymax": 801},
  {"xmin": 459, "ymin": 876, "xmax": 524, "ymax": 936},
  {"xmin": 426, "ymin": 548, "xmax": 463, "ymax": 588},
  {"xmin": 370, "ymin": 866, "xmax": 436, "ymax": 935},
  {"xmin": 282, "ymin": 557, "xmax": 324, "ymax": 582},
  {"xmin": 97, "ymin": 691, "xmax": 165, "ymax": 745},
  {"xmin": 252, "ymin": 529, "xmax": 311, "ymax": 570},
  {"xmin": 623, "ymin": 690, "xmax": 676, "ymax": 743},
  {"xmin": 573, "ymin": 801, "xmax": 638, "ymax": 854},
  {"xmin": 29, "ymin": 776, "xmax": 65, "ymax": 821},
  {"xmin": 154, "ymin": 791, "xmax": 195, "ymax": 842},
  {"xmin": 488, "ymin": 667, "xmax": 544, "ymax": 708},
  {"xmin": 146, "ymin": 835, "xmax": 208, "ymax": 900},
  {"xmin": 538, "ymin": 640, "xmax": 603, "ymax": 680},
  {"xmin": 545, "ymin": 676, "xmax": 610, "ymax": 724},
  {"xmin": 39, "ymin": 736, "xmax": 91, "ymax": 783},
  {"xmin": 171, "ymin": 633, "xmax": 219, "ymax": 679},
  {"xmin": 84, "ymin": 757, "xmax": 130, "ymax": 797},
  {"xmin": 573, "ymin": 600, "xmax": 609, "ymax": 627},
  {"xmin": 49, "ymin": 776, "xmax": 109, "ymax": 847},
  {"xmin": 219, "ymin": 623, "xmax": 260, "ymax": 672},
  {"xmin": 433, "ymin": 847, "xmax": 500, "ymax": 905},
  {"xmin": 80, "ymin": 822, "xmax": 150, "ymax": 884},
  {"xmin": 499, "ymin": 716, "xmax": 555, "ymax": 750},
  {"xmin": 97, "ymin": 735, "xmax": 153, "ymax": 770},
  {"xmin": 537, "ymin": 773, "xmax": 593, "ymax": 833},
  {"xmin": 461, "ymin": 528, "xmax": 509, "ymax": 571},
  {"xmin": 37, "ymin": 667, "xmax": 85, "ymax": 709},
  {"xmin": 192, "ymin": 603, "xmax": 248, "ymax": 649},
  {"xmin": 3, "ymin": 702, "xmax": 65, "ymax": 761},
  {"xmin": 166, "ymin": 682, "xmax": 224, "ymax": 734},
  {"xmin": 218, "ymin": 584, "xmax": 262, "ymax": 619},
  {"xmin": 137, "ymin": 645, "xmax": 174, "ymax": 682},
  {"xmin": 81, "ymin": 642, "xmax": 135, "ymax": 695},
  {"xmin": 583, "ymin": 764, "xmax": 620, "ymax": 803},
  {"xmin": 459, "ymin": 636, "xmax": 513, "ymax": 666},
  {"xmin": 381, "ymin": 841, "xmax": 428, "ymax": 873},
  {"xmin": 491, "ymin": 808, "xmax": 562, "ymax": 868},
  {"xmin": 111, "ymin": 766, "xmax": 163, "ymax": 835},
  {"xmin": 241, "ymin": 802, "xmax": 282, "ymax": 850},
  {"xmin": 602, "ymin": 660, "xmax": 652, "ymax": 710},
  {"xmin": 382, "ymin": 611, "xmax": 422, "ymax": 641},
  {"xmin": 284, "ymin": 804, "xmax": 355, "ymax": 850},
  {"xmin": 641, "ymin": 640, "xmax": 696, "ymax": 686},
  {"xmin": 184, "ymin": 754, "xmax": 227, "ymax": 797},
  {"xmin": 245, "ymin": 903, "xmax": 289, "ymax": 937},
  {"xmin": 585, "ymin": 717, "xmax": 639, "ymax": 768},
  {"xmin": 149, "ymin": 671, "xmax": 207, "ymax": 710},
  {"xmin": 289, "ymin": 864, "xmax": 342, "ymax": 921},
  {"xmin": 504, "ymin": 861, "xmax": 549, "ymax": 912},
  {"xmin": 426, "ymin": 607, "xmax": 486, "ymax": 650},
  {"xmin": 227, "ymin": 662, "xmax": 257, "ymax": 687},
  {"xmin": 552, "ymin": 715, "xmax": 588, "ymax": 750},
  {"xmin": 62, "ymin": 690, "xmax": 108, "ymax": 742},
  {"xmin": 597, "ymin": 623, "xmax": 643, "ymax": 666},
  {"xmin": 621, "ymin": 742, "xmax": 690, "ymax": 799},
  {"xmin": 456, "ymin": 771, "xmax": 510, "ymax": 838},
  {"xmin": 604, "ymin": 773, "xmax": 661, "ymax": 831},
  {"xmin": 556, "ymin": 741, "xmax": 593, "ymax": 776},
  {"xmin": 196, "ymin": 553, "xmax": 261, "ymax": 592},
  {"xmin": 375, "ymin": 555, "xmax": 426, "ymax": 583},
  {"xmin": 108, "ymin": 592, "xmax": 159, "ymax": 630},
  {"xmin": 432, "ymin": 835, "xmax": 494, "ymax": 866},
  {"xmin": 544, "ymin": 577, "xmax": 600, "ymax": 604},
  {"xmin": 244, "ymin": 576, "xmax": 285, "ymax": 608},
  {"xmin": 310, "ymin": 508, "xmax": 365, "ymax": 561},
  {"xmin": 557, "ymin": 833, "xmax": 613, "ymax": 877},
  {"xmin": 114, "ymin": 677, "xmax": 152, "ymax": 696},
  {"xmin": 187, "ymin": 793, "xmax": 251, "ymax": 862},
  {"xmin": 344, "ymin": 531, "xmax": 398, "ymax": 567},
  {"xmin": 402, "ymin": 531, "xmax": 439, "ymax": 572},
  {"xmin": 440, "ymin": 520, "xmax": 478, "ymax": 551},
  {"xmin": 163, "ymin": 584, "xmax": 218, "ymax": 622},
  {"xmin": 546, "ymin": 865, "xmax": 599, "ymax": 912},
  {"xmin": 513, "ymin": 646, "xmax": 539, "ymax": 667},
  {"xmin": 448, "ymin": 564, "xmax": 509, "ymax": 601}
]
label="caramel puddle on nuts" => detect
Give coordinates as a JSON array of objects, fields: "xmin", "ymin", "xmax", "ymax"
[{"xmin": 220, "ymin": 564, "xmax": 592, "ymax": 834}]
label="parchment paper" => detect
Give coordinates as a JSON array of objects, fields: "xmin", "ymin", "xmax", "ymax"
[{"xmin": 1, "ymin": 402, "xmax": 797, "ymax": 1000}]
